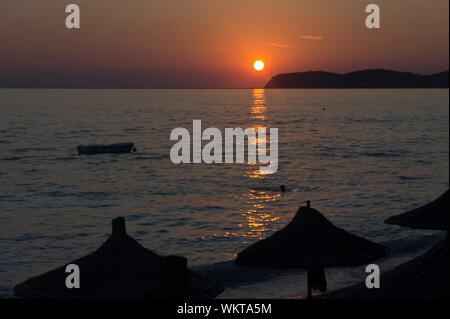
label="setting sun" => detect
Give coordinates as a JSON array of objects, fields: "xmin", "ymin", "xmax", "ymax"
[{"xmin": 253, "ymin": 60, "xmax": 265, "ymax": 71}]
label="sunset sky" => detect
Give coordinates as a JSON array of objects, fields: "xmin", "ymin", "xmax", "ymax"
[{"xmin": 0, "ymin": 0, "xmax": 448, "ymax": 88}]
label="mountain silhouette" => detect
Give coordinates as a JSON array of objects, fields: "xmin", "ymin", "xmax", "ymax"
[{"xmin": 264, "ymin": 69, "xmax": 449, "ymax": 88}]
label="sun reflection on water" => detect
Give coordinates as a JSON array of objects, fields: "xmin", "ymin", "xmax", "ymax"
[
  {"xmin": 237, "ymin": 89, "xmax": 283, "ymax": 240},
  {"xmin": 237, "ymin": 190, "xmax": 282, "ymax": 240},
  {"xmin": 250, "ymin": 89, "xmax": 267, "ymax": 120}
]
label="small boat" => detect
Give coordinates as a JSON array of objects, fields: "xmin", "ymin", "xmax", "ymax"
[{"xmin": 77, "ymin": 142, "xmax": 137, "ymax": 155}]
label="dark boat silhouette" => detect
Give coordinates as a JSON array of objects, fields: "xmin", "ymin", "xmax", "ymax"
[{"xmin": 77, "ymin": 142, "xmax": 137, "ymax": 155}]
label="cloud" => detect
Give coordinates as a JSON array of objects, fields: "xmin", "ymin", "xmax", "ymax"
[
  {"xmin": 299, "ymin": 35, "xmax": 323, "ymax": 40},
  {"xmin": 267, "ymin": 42, "xmax": 292, "ymax": 49}
]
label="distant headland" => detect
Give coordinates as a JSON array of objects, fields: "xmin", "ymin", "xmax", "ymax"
[{"xmin": 264, "ymin": 69, "xmax": 449, "ymax": 88}]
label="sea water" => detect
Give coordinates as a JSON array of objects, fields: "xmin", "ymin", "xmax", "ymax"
[{"xmin": 0, "ymin": 88, "xmax": 448, "ymax": 298}]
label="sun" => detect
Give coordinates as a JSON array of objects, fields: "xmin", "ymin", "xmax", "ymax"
[{"xmin": 253, "ymin": 60, "xmax": 265, "ymax": 71}]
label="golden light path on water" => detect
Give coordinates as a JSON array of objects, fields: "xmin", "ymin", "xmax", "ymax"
[
  {"xmin": 238, "ymin": 89, "xmax": 282, "ymax": 240},
  {"xmin": 210, "ymin": 88, "xmax": 283, "ymax": 249}
]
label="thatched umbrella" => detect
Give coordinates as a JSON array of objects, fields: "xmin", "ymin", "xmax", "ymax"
[
  {"xmin": 322, "ymin": 236, "xmax": 448, "ymax": 299},
  {"xmin": 235, "ymin": 201, "xmax": 387, "ymax": 298},
  {"xmin": 385, "ymin": 190, "xmax": 448, "ymax": 230},
  {"xmin": 14, "ymin": 217, "xmax": 224, "ymax": 299}
]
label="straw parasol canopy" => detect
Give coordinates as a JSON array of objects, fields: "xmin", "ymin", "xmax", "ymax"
[
  {"xmin": 322, "ymin": 237, "xmax": 448, "ymax": 299},
  {"xmin": 385, "ymin": 190, "xmax": 449, "ymax": 230},
  {"xmin": 235, "ymin": 201, "xmax": 387, "ymax": 298},
  {"xmin": 14, "ymin": 217, "xmax": 224, "ymax": 299}
]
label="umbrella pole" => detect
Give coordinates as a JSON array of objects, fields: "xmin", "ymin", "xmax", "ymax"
[{"xmin": 307, "ymin": 270, "xmax": 312, "ymax": 299}]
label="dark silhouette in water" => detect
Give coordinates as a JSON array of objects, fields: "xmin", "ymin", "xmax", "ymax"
[
  {"xmin": 235, "ymin": 201, "xmax": 386, "ymax": 299},
  {"xmin": 77, "ymin": 142, "xmax": 137, "ymax": 155},
  {"xmin": 265, "ymin": 69, "xmax": 449, "ymax": 88},
  {"xmin": 385, "ymin": 190, "xmax": 449, "ymax": 230},
  {"xmin": 323, "ymin": 237, "xmax": 448, "ymax": 299},
  {"xmin": 14, "ymin": 217, "xmax": 223, "ymax": 299},
  {"xmin": 280, "ymin": 185, "xmax": 286, "ymax": 192}
]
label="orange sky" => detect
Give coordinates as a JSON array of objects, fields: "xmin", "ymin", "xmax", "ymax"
[{"xmin": 0, "ymin": 0, "xmax": 448, "ymax": 88}]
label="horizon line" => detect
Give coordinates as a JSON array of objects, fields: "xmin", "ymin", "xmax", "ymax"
[
  {"xmin": 1, "ymin": 68, "xmax": 448, "ymax": 90},
  {"xmin": 1, "ymin": 87, "xmax": 449, "ymax": 90}
]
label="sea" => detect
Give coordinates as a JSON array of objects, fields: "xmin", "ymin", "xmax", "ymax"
[{"xmin": 0, "ymin": 88, "xmax": 448, "ymax": 298}]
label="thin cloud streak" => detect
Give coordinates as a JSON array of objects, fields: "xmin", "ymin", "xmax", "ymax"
[
  {"xmin": 299, "ymin": 35, "xmax": 323, "ymax": 40},
  {"xmin": 267, "ymin": 42, "xmax": 292, "ymax": 49}
]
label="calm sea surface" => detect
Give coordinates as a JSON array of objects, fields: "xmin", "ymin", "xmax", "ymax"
[{"xmin": 0, "ymin": 89, "xmax": 448, "ymax": 298}]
